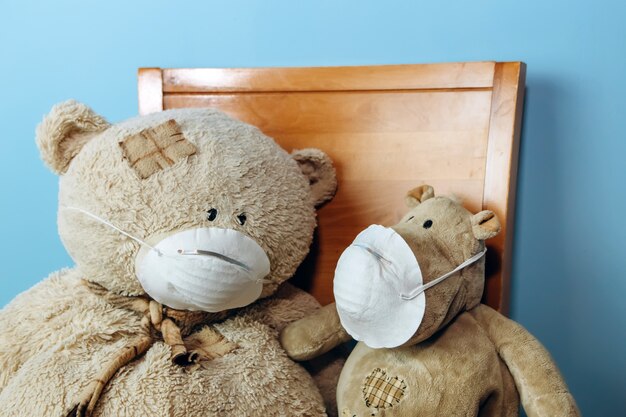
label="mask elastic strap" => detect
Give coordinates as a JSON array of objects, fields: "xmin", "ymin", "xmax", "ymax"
[
  {"xmin": 61, "ymin": 205, "xmax": 162, "ymax": 255},
  {"xmin": 401, "ymin": 248, "xmax": 487, "ymax": 300}
]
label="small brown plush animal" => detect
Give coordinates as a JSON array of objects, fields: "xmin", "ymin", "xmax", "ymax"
[{"xmin": 281, "ymin": 185, "xmax": 580, "ymax": 417}]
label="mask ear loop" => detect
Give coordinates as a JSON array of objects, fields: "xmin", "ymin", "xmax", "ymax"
[
  {"xmin": 61, "ymin": 205, "xmax": 163, "ymax": 256},
  {"xmin": 401, "ymin": 248, "xmax": 487, "ymax": 300},
  {"xmin": 62, "ymin": 205, "xmax": 272, "ymax": 284}
]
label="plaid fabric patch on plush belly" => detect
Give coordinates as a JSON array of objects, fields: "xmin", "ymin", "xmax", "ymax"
[{"xmin": 362, "ymin": 368, "xmax": 407, "ymax": 409}]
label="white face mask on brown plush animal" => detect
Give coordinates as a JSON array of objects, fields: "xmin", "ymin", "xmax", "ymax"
[
  {"xmin": 62, "ymin": 206, "xmax": 272, "ymax": 312},
  {"xmin": 334, "ymin": 187, "xmax": 498, "ymax": 348},
  {"xmin": 280, "ymin": 185, "xmax": 580, "ymax": 417},
  {"xmin": 334, "ymin": 226, "xmax": 487, "ymax": 349}
]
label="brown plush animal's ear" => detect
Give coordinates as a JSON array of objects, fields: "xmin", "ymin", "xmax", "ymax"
[
  {"xmin": 472, "ymin": 210, "xmax": 501, "ymax": 240},
  {"xmin": 405, "ymin": 185, "xmax": 435, "ymax": 207},
  {"xmin": 36, "ymin": 100, "xmax": 110, "ymax": 175},
  {"xmin": 292, "ymin": 148, "xmax": 338, "ymax": 207}
]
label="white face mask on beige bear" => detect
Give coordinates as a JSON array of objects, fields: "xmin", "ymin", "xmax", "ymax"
[
  {"xmin": 333, "ymin": 224, "xmax": 486, "ymax": 349},
  {"xmin": 63, "ymin": 206, "xmax": 271, "ymax": 312}
]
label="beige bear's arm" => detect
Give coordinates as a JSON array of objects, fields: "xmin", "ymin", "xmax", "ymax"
[
  {"xmin": 0, "ymin": 300, "xmax": 23, "ymax": 392},
  {"xmin": 280, "ymin": 302, "xmax": 351, "ymax": 361},
  {"xmin": 470, "ymin": 304, "xmax": 580, "ymax": 417},
  {"xmin": 0, "ymin": 280, "xmax": 59, "ymax": 391},
  {"xmin": 0, "ymin": 269, "xmax": 89, "ymax": 392}
]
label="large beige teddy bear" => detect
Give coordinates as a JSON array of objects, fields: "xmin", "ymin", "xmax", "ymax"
[
  {"xmin": 0, "ymin": 101, "xmax": 342, "ymax": 416},
  {"xmin": 281, "ymin": 185, "xmax": 580, "ymax": 417}
]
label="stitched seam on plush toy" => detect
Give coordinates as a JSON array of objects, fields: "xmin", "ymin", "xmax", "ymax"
[
  {"xmin": 118, "ymin": 119, "xmax": 196, "ymax": 179},
  {"xmin": 142, "ymin": 130, "xmax": 175, "ymax": 165}
]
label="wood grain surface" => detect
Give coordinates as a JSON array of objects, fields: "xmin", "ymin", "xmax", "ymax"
[{"xmin": 138, "ymin": 62, "xmax": 525, "ymax": 314}]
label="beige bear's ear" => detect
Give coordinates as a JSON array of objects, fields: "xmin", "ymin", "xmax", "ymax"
[
  {"xmin": 36, "ymin": 100, "xmax": 110, "ymax": 174},
  {"xmin": 472, "ymin": 210, "xmax": 501, "ymax": 240},
  {"xmin": 405, "ymin": 185, "xmax": 435, "ymax": 207},
  {"xmin": 292, "ymin": 148, "xmax": 338, "ymax": 207}
]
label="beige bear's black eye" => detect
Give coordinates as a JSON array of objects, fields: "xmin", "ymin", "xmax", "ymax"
[
  {"xmin": 237, "ymin": 213, "xmax": 247, "ymax": 226},
  {"xmin": 423, "ymin": 219, "xmax": 433, "ymax": 229},
  {"xmin": 207, "ymin": 208, "xmax": 218, "ymax": 221}
]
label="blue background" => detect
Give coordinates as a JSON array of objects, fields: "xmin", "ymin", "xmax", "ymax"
[{"xmin": 1, "ymin": 1, "xmax": 624, "ymax": 415}]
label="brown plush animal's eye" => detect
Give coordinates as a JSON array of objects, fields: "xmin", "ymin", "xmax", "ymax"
[
  {"xmin": 207, "ymin": 208, "xmax": 218, "ymax": 221},
  {"xmin": 237, "ymin": 213, "xmax": 247, "ymax": 226},
  {"xmin": 406, "ymin": 216, "xmax": 414, "ymax": 222},
  {"xmin": 423, "ymin": 219, "xmax": 433, "ymax": 229}
]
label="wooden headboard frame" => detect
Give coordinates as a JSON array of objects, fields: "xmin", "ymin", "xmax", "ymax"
[{"xmin": 138, "ymin": 62, "xmax": 526, "ymax": 315}]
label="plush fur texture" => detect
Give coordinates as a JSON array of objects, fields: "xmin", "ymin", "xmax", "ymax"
[
  {"xmin": 36, "ymin": 100, "xmax": 110, "ymax": 175},
  {"xmin": 0, "ymin": 271, "xmax": 328, "ymax": 416},
  {"xmin": 281, "ymin": 185, "xmax": 580, "ymax": 417},
  {"xmin": 0, "ymin": 101, "xmax": 342, "ymax": 416}
]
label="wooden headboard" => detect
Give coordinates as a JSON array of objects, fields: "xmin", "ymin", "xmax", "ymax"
[{"xmin": 138, "ymin": 62, "xmax": 526, "ymax": 315}]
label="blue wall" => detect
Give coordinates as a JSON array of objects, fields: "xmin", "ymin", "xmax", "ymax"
[{"xmin": 1, "ymin": 1, "xmax": 624, "ymax": 415}]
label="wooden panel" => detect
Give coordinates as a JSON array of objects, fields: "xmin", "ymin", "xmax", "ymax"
[
  {"xmin": 276, "ymin": 131, "xmax": 488, "ymax": 183},
  {"xmin": 482, "ymin": 62, "xmax": 526, "ymax": 315},
  {"xmin": 162, "ymin": 62, "xmax": 496, "ymax": 93},
  {"xmin": 164, "ymin": 90, "xmax": 491, "ymax": 134},
  {"xmin": 138, "ymin": 62, "xmax": 525, "ymax": 314}
]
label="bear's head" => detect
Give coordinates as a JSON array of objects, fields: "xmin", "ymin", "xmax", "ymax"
[
  {"xmin": 334, "ymin": 185, "xmax": 500, "ymax": 348},
  {"xmin": 36, "ymin": 100, "xmax": 337, "ymax": 311}
]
